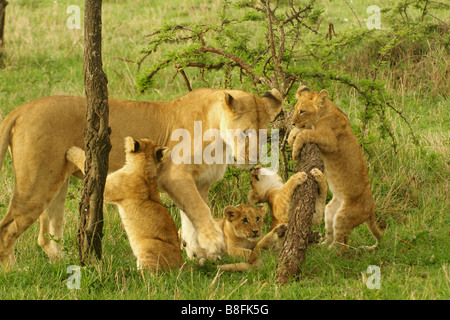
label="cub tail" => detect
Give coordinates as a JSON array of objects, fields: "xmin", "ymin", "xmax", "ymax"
[{"xmin": 364, "ymin": 213, "xmax": 383, "ymax": 250}]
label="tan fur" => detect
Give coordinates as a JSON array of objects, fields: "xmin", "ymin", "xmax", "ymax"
[
  {"xmin": 0, "ymin": 88, "xmax": 283, "ymax": 267},
  {"xmin": 213, "ymin": 204, "xmax": 287, "ymax": 272},
  {"xmin": 288, "ymin": 86, "xmax": 382, "ymax": 251},
  {"xmin": 66, "ymin": 137, "xmax": 182, "ymax": 271},
  {"xmin": 248, "ymin": 167, "xmax": 327, "ymax": 229}
]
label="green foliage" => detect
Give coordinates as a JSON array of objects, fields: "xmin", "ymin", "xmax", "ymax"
[
  {"xmin": 135, "ymin": 0, "xmax": 448, "ymax": 152},
  {"xmin": 0, "ymin": 0, "xmax": 448, "ymax": 300}
]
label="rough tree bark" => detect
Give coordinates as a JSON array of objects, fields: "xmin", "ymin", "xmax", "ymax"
[
  {"xmin": 0, "ymin": 0, "xmax": 8, "ymax": 57},
  {"xmin": 276, "ymin": 143, "xmax": 324, "ymax": 284},
  {"xmin": 79, "ymin": 0, "xmax": 111, "ymax": 265}
]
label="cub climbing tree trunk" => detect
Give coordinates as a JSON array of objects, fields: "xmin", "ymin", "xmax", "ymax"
[
  {"xmin": 276, "ymin": 143, "xmax": 324, "ymax": 284},
  {"xmin": 79, "ymin": 0, "xmax": 111, "ymax": 265}
]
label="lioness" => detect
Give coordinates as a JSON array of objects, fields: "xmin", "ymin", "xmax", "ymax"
[
  {"xmin": 66, "ymin": 137, "xmax": 182, "ymax": 271},
  {"xmin": 288, "ymin": 86, "xmax": 382, "ymax": 251},
  {"xmin": 214, "ymin": 204, "xmax": 287, "ymax": 271},
  {"xmin": 0, "ymin": 88, "xmax": 283, "ymax": 267}
]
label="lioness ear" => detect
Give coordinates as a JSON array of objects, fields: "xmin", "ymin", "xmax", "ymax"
[
  {"xmin": 155, "ymin": 147, "xmax": 169, "ymax": 163},
  {"xmin": 223, "ymin": 92, "xmax": 239, "ymax": 114},
  {"xmin": 317, "ymin": 89, "xmax": 329, "ymax": 106},
  {"xmin": 224, "ymin": 205, "xmax": 237, "ymax": 221},
  {"xmin": 250, "ymin": 166, "xmax": 261, "ymax": 181},
  {"xmin": 124, "ymin": 136, "xmax": 140, "ymax": 153},
  {"xmin": 296, "ymin": 85, "xmax": 310, "ymax": 98},
  {"xmin": 262, "ymin": 89, "xmax": 284, "ymax": 122},
  {"xmin": 224, "ymin": 92, "xmax": 234, "ymax": 107}
]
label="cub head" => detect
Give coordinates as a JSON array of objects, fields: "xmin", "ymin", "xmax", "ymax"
[
  {"xmin": 291, "ymin": 86, "xmax": 329, "ymax": 129},
  {"xmin": 248, "ymin": 166, "xmax": 283, "ymax": 204},
  {"xmin": 220, "ymin": 89, "xmax": 283, "ymax": 167},
  {"xmin": 223, "ymin": 204, "xmax": 266, "ymax": 242},
  {"xmin": 124, "ymin": 136, "xmax": 170, "ymax": 177}
]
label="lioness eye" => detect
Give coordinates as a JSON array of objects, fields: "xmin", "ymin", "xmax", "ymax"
[
  {"xmin": 256, "ymin": 217, "xmax": 260, "ymax": 222},
  {"xmin": 242, "ymin": 218, "xmax": 249, "ymax": 223}
]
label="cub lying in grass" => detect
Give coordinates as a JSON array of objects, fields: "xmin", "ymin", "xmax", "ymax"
[
  {"xmin": 214, "ymin": 204, "xmax": 287, "ymax": 272},
  {"xmin": 66, "ymin": 137, "xmax": 182, "ymax": 271}
]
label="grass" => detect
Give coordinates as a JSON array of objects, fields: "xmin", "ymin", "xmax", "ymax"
[{"xmin": 0, "ymin": 0, "xmax": 449, "ymax": 300}]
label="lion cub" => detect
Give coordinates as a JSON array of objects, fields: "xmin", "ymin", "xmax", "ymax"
[
  {"xmin": 66, "ymin": 137, "xmax": 183, "ymax": 271},
  {"xmin": 248, "ymin": 166, "xmax": 327, "ymax": 229},
  {"xmin": 288, "ymin": 86, "xmax": 382, "ymax": 251},
  {"xmin": 215, "ymin": 204, "xmax": 287, "ymax": 271}
]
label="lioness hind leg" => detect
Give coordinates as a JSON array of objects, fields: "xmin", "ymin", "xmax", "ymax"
[
  {"xmin": 0, "ymin": 194, "xmax": 47, "ymax": 268},
  {"xmin": 38, "ymin": 179, "xmax": 69, "ymax": 260}
]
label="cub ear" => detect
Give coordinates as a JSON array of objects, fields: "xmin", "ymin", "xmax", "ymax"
[
  {"xmin": 316, "ymin": 89, "xmax": 329, "ymax": 105},
  {"xmin": 248, "ymin": 190, "xmax": 260, "ymax": 205},
  {"xmin": 124, "ymin": 136, "xmax": 140, "ymax": 153},
  {"xmin": 296, "ymin": 85, "xmax": 310, "ymax": 98},
  {"xmin": 224, "ymin": 205, "xmax": 238, "ymax": 221},
  {"xmin": 256, "ymin": 204, "xmax": 266, "ymax": 217},
  {"xmin": 155, "ymin": 147, "xmax": 170, "ymax": 163},
  {"xmin": 262, "ymin": 89, "xmax": 284, "ymax": 122}
]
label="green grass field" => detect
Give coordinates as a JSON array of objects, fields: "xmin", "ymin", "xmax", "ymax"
[{"xmin": 0, "ymin": 0, "xmax": 448, "ymax": 300}]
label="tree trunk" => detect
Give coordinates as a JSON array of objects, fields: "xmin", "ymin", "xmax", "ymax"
[
  {"xmin": 276, "ymin": 143, "xmax": 324, "ymax": 284},
  {"xmin": 0, "ymin": 0, "xmax": 8, "ymax": 58},
  {"xmin": 79, "ymin": 0, "xmax": 111, "ymax": 265}
]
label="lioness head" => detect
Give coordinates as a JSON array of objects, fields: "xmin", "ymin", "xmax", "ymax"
[
  {"xmin": 248, "ymin": 166, "xmax": 283, "ymax": 204},
  {"xmin": 291, "ymin": 86, "xmax": 329, "ymax": 129},
  {"xmin": 223, "ymin": 204, "xmax": 266, "ymax": 242},
  {"xmin": 220, "ymin": 89, "xmax": 283, "ymax": 167},
  {"xmin": 124, "ymin": 136, "xmax": 170, "ymax": 177}
]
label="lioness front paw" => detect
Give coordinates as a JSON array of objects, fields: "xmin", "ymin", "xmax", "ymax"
[{"xmin": 196, "ymin": 222, "xmax": 227, "ymax": 261}]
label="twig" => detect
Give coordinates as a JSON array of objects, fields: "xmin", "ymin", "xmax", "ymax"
[
  {"xmin": 343, "ymin": 0, "xmax": 363, "ymax": 29},
  {"xmin": 264, "ymin": 0, "xmax": 284, "ymax": 93}
]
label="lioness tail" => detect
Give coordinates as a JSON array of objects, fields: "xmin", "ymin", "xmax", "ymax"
[{"xmin": 0, "ymin": 109, "xmax": 20, "ymax": 173}]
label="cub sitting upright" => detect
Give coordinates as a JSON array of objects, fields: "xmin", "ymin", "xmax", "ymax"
[
  {"xmin": 288, "ymin": 86, "xmax": 382, "ymax": 251},
  {"xmin": 66, "ymin": 137, "xmax": 182, "ymax": 271},
  {"xmin": 248, "ymin": 166, "xmax": 327, "ymax": 229}
]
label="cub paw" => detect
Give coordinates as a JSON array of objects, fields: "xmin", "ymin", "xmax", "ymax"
[
  {"xmin": 287, "ymin": 127, "xmax": 300, "ymax": 147},
  {"xmin": 307, "ymin": 230, "xmax": 322, "ymax": 244},
  {"xmin": 310, "ymin": 168, "xmax": 325, "ymax": 182},
  {"xmin": 274, "ymin": 224, "xmax": 288, "ymax": 238},
  {"xmin": 293, "ymin": 171, "xmax": 308, "ymax": 184},
  {"xmin": 292, "ymin": 136, "xmax": 305, "ymax": 161}
]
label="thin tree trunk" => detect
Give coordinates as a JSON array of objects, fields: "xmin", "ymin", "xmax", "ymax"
[
  {"xmin": 79, "ymin": 0, "xmax": 111, "ymax": 265},
  {"xmin": 0, "ymin": 0, "xmax": 8, "ymax": 58},
  {"xmin": 276, "ymin": 143, "xmax": 324, "ymax": 284}
]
